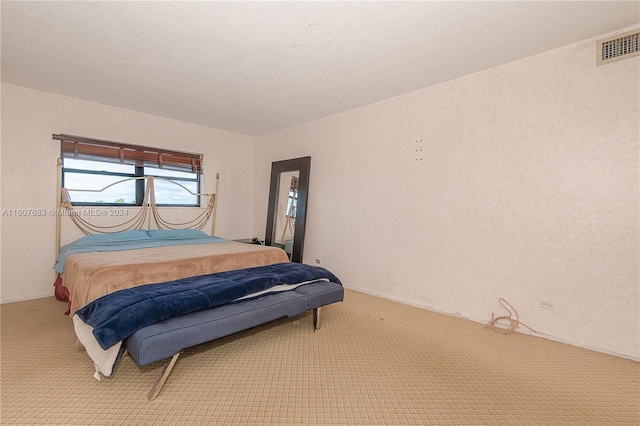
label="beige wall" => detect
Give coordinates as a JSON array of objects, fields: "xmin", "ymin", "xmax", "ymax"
[
  {"xmin": 254, "ymin": 31, "xmax": 639, "ymax": 359},
  {"xmin": 1, "ymin": 83, "xmax": 256, "ymax": 303}
]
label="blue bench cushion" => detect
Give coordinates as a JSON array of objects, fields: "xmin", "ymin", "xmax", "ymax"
[{"xmin": 125, "ymin": 281, "xmax": 344, "ymax": 367}]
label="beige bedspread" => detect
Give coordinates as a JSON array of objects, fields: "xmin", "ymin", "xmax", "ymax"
[{"xmin": 62, "ymin": 242, "xmax": 289, "ymax": 316}]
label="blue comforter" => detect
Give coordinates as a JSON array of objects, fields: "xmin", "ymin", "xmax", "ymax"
[{"xmin": 76, "ymin": 262, "xmax": 341, "ymax": 350}]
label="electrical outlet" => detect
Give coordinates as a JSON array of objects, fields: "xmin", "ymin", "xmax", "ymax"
[{"xmin": 538, "ymin": 299, "xmax": 555, "ymax": 310}]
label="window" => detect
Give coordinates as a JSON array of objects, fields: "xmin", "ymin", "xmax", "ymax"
[
  {"xmin": 55, "ymin": 134, "xmax": 202, "ymax": 207},
  {"xmin": 63, "ymin": 159, "xmax": 138, "ymax": 205}
]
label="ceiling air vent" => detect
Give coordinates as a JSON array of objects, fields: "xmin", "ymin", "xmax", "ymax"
[{"xmin": 597, "ymin": 28, "xmax": 640, "ymax": 66}]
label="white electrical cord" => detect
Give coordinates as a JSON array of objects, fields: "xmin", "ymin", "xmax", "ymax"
[{"xmin": 485, "ymin": 298, "xmax": 538, "ymax": 334}]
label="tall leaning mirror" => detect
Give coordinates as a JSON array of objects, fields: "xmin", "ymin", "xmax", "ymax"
[{"xmin": 265, "ymin": 156, "xmax": 311, "ymax": 263}]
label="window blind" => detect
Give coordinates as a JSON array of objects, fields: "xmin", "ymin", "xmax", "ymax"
[{"xmin": 53, "ymin": 134, "xmax": 203, "ymax": 174}]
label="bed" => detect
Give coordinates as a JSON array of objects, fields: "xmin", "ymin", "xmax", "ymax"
[
  {"xmin": 54, "ymin": 229, "xmax": 290, "ymax": 315},
  {"xmin": 53, "ymin": 160, "xmax": 343, "ymax": 400}
]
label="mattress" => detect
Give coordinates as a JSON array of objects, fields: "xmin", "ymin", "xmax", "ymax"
[{"xmin": 62, "ymin": 241, "xmax": 289, "ymax": 315}]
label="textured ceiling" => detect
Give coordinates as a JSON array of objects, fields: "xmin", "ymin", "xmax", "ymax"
[{"xmin": 2, "ymin": 1, "xmax": 639, "ymax": 136}]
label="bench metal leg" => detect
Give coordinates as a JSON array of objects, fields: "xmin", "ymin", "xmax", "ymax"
[
  {"xmin": 148, "ymin": 352, "xmax": 181, "ymax": 401},
  {"xmin": 313, "ymin": 307, "xmax": 322, "ymax": 331}
]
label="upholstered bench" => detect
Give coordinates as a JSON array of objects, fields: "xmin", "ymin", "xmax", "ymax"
[{"xmin": 123, "ymin": 281, "xmax": 344, "ymax": 400}]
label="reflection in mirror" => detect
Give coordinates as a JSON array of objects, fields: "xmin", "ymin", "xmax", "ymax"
[
  {"xmin": 273, "ymin": 172, "xmax": 299, "ymax": 256},
  {"xmin": 265, "ymin": 157, "xmax": 310, "ymax": 263}
]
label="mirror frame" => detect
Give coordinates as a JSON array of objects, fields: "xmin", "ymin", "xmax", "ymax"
[{"xmin": 265, "ymin": 156, "xmax": 311, "ymax": 263}]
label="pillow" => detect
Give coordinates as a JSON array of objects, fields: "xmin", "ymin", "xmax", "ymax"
[
  {"xmin": 147, "ymin": 229, "xmax": 209, "ymax": 239},
  {"xmin": 75, "ymin": 229, "xmax": 150, "ymax": 244}
]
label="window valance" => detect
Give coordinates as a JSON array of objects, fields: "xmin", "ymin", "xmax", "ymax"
[{"xmin": 53, "ymin": 134, "xmax": 203, "ymax": 174}]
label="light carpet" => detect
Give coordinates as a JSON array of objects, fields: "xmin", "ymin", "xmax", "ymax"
[{"xmin": 1, "ymin": 289, "xmax": 638, "ymax": 425}]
